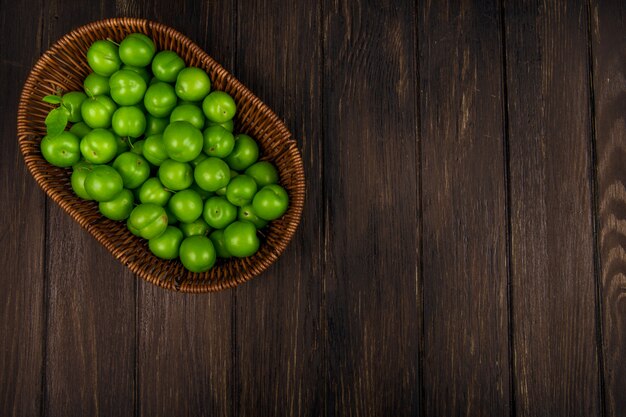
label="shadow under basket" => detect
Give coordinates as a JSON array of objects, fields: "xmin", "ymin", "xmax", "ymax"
[{"xmin": 17, "ymin": 18, "xmax": 305, "ymax": 292}]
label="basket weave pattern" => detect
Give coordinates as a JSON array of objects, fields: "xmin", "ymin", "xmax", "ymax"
[{"xmin": 17, "ymin": 18, "xmax": 305, "ymax": 292}]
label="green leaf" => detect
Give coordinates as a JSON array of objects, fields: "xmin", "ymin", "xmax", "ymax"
[
  {"xmin": 45, "ymin": 107, "xmax": 69, "ymax": 137},
  {"xmin": 42, "ymin": 95, "xmax": 62, "ymax": 104}
]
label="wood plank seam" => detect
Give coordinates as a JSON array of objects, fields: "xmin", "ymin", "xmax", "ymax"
[
  {"xmin": 498, "ymin": 0, "xmax": 517, "ymax": 416},
  {"xmin": 319, "ymin": 0, "xmax": 328, "ymax": 416},
  {"xmin": 585, "ymin": 0, "xmax": 608, "ymax": 415},
  {"xmin": 413, "ymin": 0, "xmax": 425, "ymax": 415}
]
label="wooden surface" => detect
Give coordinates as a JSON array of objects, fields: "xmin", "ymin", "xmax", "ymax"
[
  {"xmin": 504, "ymin": 1, "xmax": 602, "ymax": 415},
  {"xmin": 419, "ymin": 1, "xmax": 510, "ymax": 414},
  {"xmin": 1, "ymin": 0, "xmax": 625, "ymax": 416}
]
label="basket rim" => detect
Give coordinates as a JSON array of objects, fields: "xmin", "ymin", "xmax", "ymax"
[{"xmin": 16, "ymin": 17, "xmax": 306, "ymax": 293}]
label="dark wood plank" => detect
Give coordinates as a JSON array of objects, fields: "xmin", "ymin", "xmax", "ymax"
[
  {"xmin": 233, "ymin": 0, "xmax": 323, "ymax": 416},
  {"xmin": 137, "ymin": 285, "xmax": 233, "ymax": 417},
  {"xmin": 590, "ymin": 1, "xmax": 626, "ymax": 415},
  {"xmin": 45, "ymin": 213, "xmax": 136, "ymax": 416},
  {"xmin": 503, "ymin": 1, "xmax": 601, "ymax": 415},
  {"xmin": 41, "ymin": 1, "xmax": 136, "ymax": 416},
  {"xmin": 131, "ymin": 1, "xmax": 235, "ymax": 417},
  {"xmin": 0, "ymin": 0, "xmax": 46, "ymax": 415},
  {"xmin": 323, "ymin": 1, "xmax": 420, "ymax": 415},
  {"xmin": 418, "ymin": 1, "xmax": 511, "ymax": 415}
]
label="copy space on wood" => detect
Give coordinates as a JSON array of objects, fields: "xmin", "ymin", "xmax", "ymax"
[
  {"xmin": 419, "ymin": 1, "xmax": 511, "ymax": 415},
  {"xmin": 324, "ymin": 1, "xmax": 421, "ymax": 416},
  {"xmin": 503, "ymin": 0, "xmax": 601, "ymax": 415}
]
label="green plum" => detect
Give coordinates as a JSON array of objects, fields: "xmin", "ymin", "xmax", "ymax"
[
  {"xmin": 139, "ymin": 177, "xmax": 172, "ymax": 206},
  {"xmin": 70, "ymin": 161, "xmax": 94, "ymax": 200},
  {"xmin": 225, "ymin": 134, "xmax": 258, "ymax": 170},
  {"xmin": 179, "ymin": 218, "xmax": 210, "ymax": 237},
  {"xmin": 112, "ymin": 152, "xmax": 150, "ymax": 189},
  {"xmin": 245, "ymin": 161, "xmax": 279, "ymax": 186},
  {"xmin": 80, "ymin": 128, "xmax": 118, "ymax": 164},
  {"xmin": 84, "ymin": 73, "xmax": 110, "ymax": 96},
  {"xmin": 81, "ymin": 95, "xmax": 117, "ymax": 128},
  {"xmin": 40, "ymin": 131, "xmax": 80, "ymax": 167},
  {"xmin": 202, "ymin": 91, "xmax": 236, "ymax": 123},
  {"xmin": 168, "ymin": 189, "xmax": 203, "ymax": 223},
  {"xmin": 144, "ymin": 82, "xmax": 177, "ymax": 117},
  {"xmin": 99, "ymin": 188, "xmax": 134, "ymax": 220},
  {"xmin": 252, "ymin": 184, "xmax": 289, "ymax": 220},
  {"xmin": 223, "ymin": 221, "xmax": 259, "ymax": 257},
  {"xmin": 109, "ymin": 69, "xmax": 147, "ymax": 106},
  {"xmin": 127, "ymin": 203, "xmax": 168, "ymax": 239},
  {"xmin": 194, "ymin": 157, "xmax": 230, "ymax": 192},
  {"xmin": 170, "ymin": 104, "xmax": 205, "ymax": 129},
  {"xmin": 143, "ymin": 134, "xmax": 168, "ymax": 166},
  {"xmin": 203, "ymin": 125, "xmax": 234, "ymax": 158},
  {"xmin": 226, "ymin": 174, "xmax": 257, "ymax": 207},
  {"xmin": 149, "ymin": 225, "xmax": 184, "ymax": 260},
  {"xmin": 202, "ymin": 196, "xmax": 237, "ymax": 229},
  {"xmin": 175, "ymin": 67, "xmax": 211, "ymax": 101},
  {"xmin": 238, "ymin": 204, "xmax": 268, "ymax": 228},
  {"xmin": 86, "ymin": 40, "xmax": 121, "ymax": 76},
  {"xmin": 118, "ymin": 33, "xmax": 155, "ymax": 67},
  {"xmin": 179, "ymin": 236, "xmax": 216, "ymax": 272},
  {"xmin": 158, "ymin": 159, "xmax": 193, "ymax": 190},
  {"xmin": 84, "ymin": 165, "xmax": 123, "ymax": 202},
  {"xmin": 151, "ymin": 50, "xmax": 185, "ymax": 83},
  {"xmin": 162, "ymin": 121, "xmax": 203, "ymax": 162},
  {"xmin": 209, "ymin": 229, "xmax": 231, "ymax": 258},
  {"xmin": 111, "ymin": 106, "xmax": 146, "ymax": 138}
]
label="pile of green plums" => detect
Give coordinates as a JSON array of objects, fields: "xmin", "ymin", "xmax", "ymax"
[{"xmin": 39, "ymin": 33, "xmax": 289, "ymax": 273}]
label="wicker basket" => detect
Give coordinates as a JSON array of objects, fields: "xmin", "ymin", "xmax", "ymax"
[{"xmin": 17, "ymin": 18, "xmax": 305, "ymax": 292}]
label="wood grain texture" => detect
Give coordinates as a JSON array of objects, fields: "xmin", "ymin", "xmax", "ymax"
[
  {"xmin": 503, "ymin": 1, "xmax": 601, "ymax": 415},
  {"xmin": 137, "ymin": 284, "xmax": 233, "ymax": 417},
  {"xmin": 130, "ymin": 1, "xmax": 234, "ymax": 416},
  {"xmin": 590, "ymin": 1, "xmax": 626, "ymax": 415},
  {"xmin": 418, "ymin": 1, "xmax": 511, "ymax": 415},
  {"xmin": 41, "ymin": 2, "xmax": 136, "ymax": 416},
  {"xmin": 0, "ymin": 0, "xmax": 46, "ymax": 415},
  {"xmin": 45, "ymin": 215, "xmax": 136, "ymax": 416},
  {"xmin": 323, "ymin": 1, "xmax": 421, "ymax": 415},
  {"xmin": 232, "ymin": 0, "xmax": 323, "ymax": 416}
]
